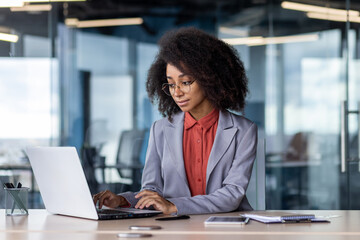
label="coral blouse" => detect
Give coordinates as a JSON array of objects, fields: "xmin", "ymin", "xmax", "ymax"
[{"xmin": 183, "ymin": 108, "xmax": 219, "ymax": 196}]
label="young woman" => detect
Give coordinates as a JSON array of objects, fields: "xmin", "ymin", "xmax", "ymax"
[{"xmin": 93, "ymin": 27, "xmax": 257, "ymax": 215}]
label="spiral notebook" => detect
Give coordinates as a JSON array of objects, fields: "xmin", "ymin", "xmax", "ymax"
[{"xmin": 241, "ymin": 212, "xmax": 329, "ymax": 223}]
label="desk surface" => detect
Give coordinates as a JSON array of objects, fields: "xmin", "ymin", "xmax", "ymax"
[{"xmin": 1, "ymin": 210, "xmax": 359, "ymax": 240}]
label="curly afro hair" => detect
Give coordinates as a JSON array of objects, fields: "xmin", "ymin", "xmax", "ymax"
[{"xmin": 146, "ymin": 27, "xmax": 248, "ymax": 119}]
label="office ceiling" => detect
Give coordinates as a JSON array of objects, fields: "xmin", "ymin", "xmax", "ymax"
[
  {"xmin": 63, "ymin": 0, "xmax": 360, "ymax": 24},
  {"xmin": 62, "ymin": 0, "xmax": 360, "ymax": 40},
  {"xmin": 1, "ymin": 0, "xmax": 360, "ymax": 40},
  {"xmin": 64, "ymin": 0, "xmax": 360, "ymax": 19},
  {"xmin": 59, "ymin": 0, "xmax": 266, "ymax": 40},
  {"xmin": 64, "ymin": 0, "xmax": 259, "ymax": 21}
]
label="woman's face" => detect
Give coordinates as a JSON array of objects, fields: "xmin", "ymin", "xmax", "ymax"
[{"xmin": 166, "ymin": 63, "xmax": 213, "ymax": 120}]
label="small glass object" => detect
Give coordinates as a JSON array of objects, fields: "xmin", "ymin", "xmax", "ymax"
[{"xmin": 4, "ymin": 187, "xmax": 29, "ymax": 216}]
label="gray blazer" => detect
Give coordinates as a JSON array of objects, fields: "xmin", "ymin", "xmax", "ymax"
[{"xmin": 121, "ymin": 110, "xmax": 257, "ymax": 215}]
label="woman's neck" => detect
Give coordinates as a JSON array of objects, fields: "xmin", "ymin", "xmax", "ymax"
[{"xmin": 189, "ymin": 101, "xmax": 214, "ymax": 121}]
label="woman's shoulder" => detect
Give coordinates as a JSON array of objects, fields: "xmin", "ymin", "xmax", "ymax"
[
  {"xmin": 222, "ymin": 110, "xmax": 256, "ymax": 128},
  {"xmin": 223, "ymin": 111, "xmax": 257, "ymax": 140},
  {"xmin": 152, "ymin": 111, "xmax": 184, "ymax": 129}
]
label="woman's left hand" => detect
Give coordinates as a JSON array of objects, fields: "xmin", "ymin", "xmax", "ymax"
[{"xmin": 135, "ymin": 190, "xmax": 177, "ymax": 214}]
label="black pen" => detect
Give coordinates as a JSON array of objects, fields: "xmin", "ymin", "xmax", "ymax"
[
  {"xmin": 11, "ymin": 182, "xmax": 23, "ymax": 213},
  {"xmin": 155, "ymin": 215, "xmax": 190, "ymax": 221},
  {"xmin": 4, "ymin": 183, "xmax": 14, "ymax": 188},
  {"xmin": 12, "ymin": 182, "xmax": 22, "ymax": 214},
  {"xmin": 4, "ymin": 182, "xmax": 17, "ymax": 214}
]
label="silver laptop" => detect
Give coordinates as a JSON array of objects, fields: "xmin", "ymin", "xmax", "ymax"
[{"xmin": 26, "ymin": 146, "xmax": 162, "ymax": 220}]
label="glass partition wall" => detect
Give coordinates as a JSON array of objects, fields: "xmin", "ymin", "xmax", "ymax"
[
  {"xmin": 0, "ymin": 4, "xmax": 58, "ymax": 208},
  {"xmin": 1, "ymin": 0, "xmax": 359, "ymax": 210},
  {"xmin": 219, "ymin": 0, "xmax": 360, "ymax": 210}
]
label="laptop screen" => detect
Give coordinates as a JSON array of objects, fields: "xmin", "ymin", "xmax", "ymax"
[{"xmin": 27, "ymin": 147, "xmax": 99, "ymax": 220}]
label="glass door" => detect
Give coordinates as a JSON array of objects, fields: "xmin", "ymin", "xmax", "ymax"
[
  {"xmin": 263, "ymin": 29, "xmax": 349, "ymax": 210},
  {"xmin": 219, "ymin": 0, "xmax": 360, "ymax": 210},
  {"xmin": 343, "ymin": 29, "xmax": 360, "ymax": 209}
]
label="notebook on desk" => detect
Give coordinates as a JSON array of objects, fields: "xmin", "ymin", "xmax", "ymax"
[
  {"xmin": 26, "ymin": 146, "xmax": 162, "ymax": 220},
  {"xmin": 241, "ymin": 211, "xmax": 330, "ymax": 223}
]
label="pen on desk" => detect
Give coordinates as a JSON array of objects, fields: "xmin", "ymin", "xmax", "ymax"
[
  {"xmin": 4, "ymin": 183, "xmax": 14, "ymax": 189},
  {"xmin": 11, "ymin": 182, "xmax": 23, "ymax": 213},
  {"xmin": 155, "ymin": 215, "xmax": 190, "ymax": 221},
  {"xmin": 16, "ymin": 182, "xmax": 28, "ymax": 214},
  {"xmin": 4, "ymin": 183, "xmax": 16, "ymax": 214}
]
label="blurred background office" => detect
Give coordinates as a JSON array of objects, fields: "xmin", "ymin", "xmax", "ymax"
[{"xmin": 0, "ymin": 0, "xmax": 359, "ymax": 211}]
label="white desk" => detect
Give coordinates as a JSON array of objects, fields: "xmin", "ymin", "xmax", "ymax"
[{"xmin": 1, "ymin": 210, "xmax": 360, "ymax": 239}]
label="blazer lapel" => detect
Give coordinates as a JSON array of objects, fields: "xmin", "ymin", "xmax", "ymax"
[
  {"xmin": 206, "ymin": 111, "xmax": 237, "ymax": 183},
  {"xmin": 163, "ymin": 112, "xmax": 189, "ymax": 186}
]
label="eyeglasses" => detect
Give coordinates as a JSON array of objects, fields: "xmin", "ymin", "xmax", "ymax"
[{"xmin": 161, "ymin": 80, "xmax": 196, "ymax": 96}]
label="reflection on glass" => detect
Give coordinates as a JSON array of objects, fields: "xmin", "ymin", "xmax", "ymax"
[{"xmin": 220, "ymin": 4, "xmax": 359, "ymax": 209}]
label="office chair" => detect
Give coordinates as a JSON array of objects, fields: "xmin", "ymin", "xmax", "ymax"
[
  {"xmin": 97, "ymin": 129, "xmax": 148, "ymax": 193},
  {"xmin": 115, "ymin": 129, "xmax": 147, "ymax": 191}
]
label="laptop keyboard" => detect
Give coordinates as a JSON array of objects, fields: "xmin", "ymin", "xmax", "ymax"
[
  {"xmin": 96, "ymin": 207, "xmax": 161, "ymax": 220},
  {"xmin": 97, "ymin": 209, "xmax": 128, "ymax": 215}
]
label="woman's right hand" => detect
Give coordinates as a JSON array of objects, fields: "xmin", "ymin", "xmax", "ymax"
[{"xmin": 93, "ymin": 190, "xmax": 128, "ymax": 209}]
